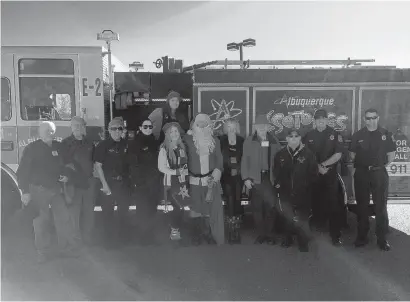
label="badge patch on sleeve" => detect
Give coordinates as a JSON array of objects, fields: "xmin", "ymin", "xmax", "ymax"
[
  {"xmin": 382, "ymin": 135, "xmax": 386, "ymax": 141},
  {"xmin": 52, "ymin": 150, "xmax": 58, "ymax": 156},
  {"xmin": 330, "ymin": 135, "xmax": 334, "ymax": 140}
]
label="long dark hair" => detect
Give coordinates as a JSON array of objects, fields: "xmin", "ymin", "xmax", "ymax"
[{"xmin": 163, "ymin": 91, "xmax": 183, "ymax": 117}]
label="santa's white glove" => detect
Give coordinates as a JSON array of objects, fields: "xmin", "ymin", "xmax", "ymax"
[{"xmin": 211, "ymin": 169, "xmax": 222, "ymax": 183}]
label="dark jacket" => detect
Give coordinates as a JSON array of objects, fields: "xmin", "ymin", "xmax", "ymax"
[
  {"xmin": 241, "ymin": 132, "xmax": 281, "ymax": 185},
  {"xmin": 61, "ymin": 135, "xmax": 95, "ymax": 189},
  {"xmin": 273, "ymin": 144, "xmax": 318, "ymax": 209},
  {"xmin": 16, "ymin": 140, "xmax": 68, "ymax": 194},
  {"xmin": 128, "ymin": 132, "xmax": 160, "ymax": 187},
  {"xmin": 219, "ymin": 134, "xmax": 244, "ymax": 179}
]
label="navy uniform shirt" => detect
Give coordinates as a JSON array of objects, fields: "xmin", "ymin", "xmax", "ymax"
[
  {"xmin": 273, "ymin": 144, "xmax": 318, "ymax": 208},
  {"xmin": 93, "ymin": 138, "xmax": 129, "ymax": 178},
  {"xmin": 61, "ymin": 135, "xmax": 95, "ymax": 188},
  {"xmin": 349, "ymin": 127, "xmax": 396, "ymax": 168},
  {"xmin": 17, "ymin": 140, "xmax": 67, "ymax": 194},
  {"xmin": 303, "ymin": 126, "xmax": 344, "ymax": 167}
]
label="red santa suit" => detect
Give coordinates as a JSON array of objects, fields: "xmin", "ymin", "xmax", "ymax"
[{"xmin": 184, "ymin": 114, "xmax": 225, "ymax": 245}]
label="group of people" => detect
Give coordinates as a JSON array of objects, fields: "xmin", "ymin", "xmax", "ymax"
[{"xmin": 16, "ymin": 90, "xmax": 396, "ymax": 263}]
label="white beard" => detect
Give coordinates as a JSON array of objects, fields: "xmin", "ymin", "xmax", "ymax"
[{"xmin": 192, "ymin": 127, "xmax": 215, "ymax": 156}]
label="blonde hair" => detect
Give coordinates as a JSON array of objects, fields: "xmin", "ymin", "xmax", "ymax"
[
  {"xmin": 161, "ymin": 126, "xmax": 186, "ymax": 165},
  {"xmin": 223, "ymin": 118, "xmax": 241, "ymax": 135}
]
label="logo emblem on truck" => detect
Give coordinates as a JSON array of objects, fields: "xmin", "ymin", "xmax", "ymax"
[{"xmin": 209, "ymin": 99, "xmax": 242, "ymax": 130}]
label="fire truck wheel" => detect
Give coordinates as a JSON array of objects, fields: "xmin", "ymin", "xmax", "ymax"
[{"xmin": 1, "ymin": 170, "xmax": 21, "ymax": 232}]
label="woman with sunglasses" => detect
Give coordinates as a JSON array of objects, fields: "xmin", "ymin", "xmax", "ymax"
[
  {"xmin": 128, "ymin": 118, "xmax": 161, "ymax": 244},
  {"xmin": 148, "ymin": 91, "xmax": 190, "ymax": 143}
]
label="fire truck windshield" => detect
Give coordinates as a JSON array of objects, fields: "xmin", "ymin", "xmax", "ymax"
[{"xmin": 18, "ymin": 59, "xmax": 76, "ymax": 121}]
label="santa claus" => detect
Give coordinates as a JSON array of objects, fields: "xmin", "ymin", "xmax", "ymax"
[{"xmin": 184, "ymin": 113, "xmax": 225, "ymax": 245}]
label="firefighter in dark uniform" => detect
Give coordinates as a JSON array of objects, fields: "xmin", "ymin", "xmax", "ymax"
[
  {"xmin": 94, "ymin": 117, "xmax": 130, "ymax": 248},
  {"xmin": 273, "ymin": 128, "xmax": 318, "ymax": 252},
  {"xmin": 303, "ymin": 109, "xmax": 344, "ymax": 246},
  {"xmin": 349, "ymin": 108, "xmax": 395, "ymax": 251},
  {"xmin": 16, "ymin": 121, "xmax": 79, "ymax": 263}
]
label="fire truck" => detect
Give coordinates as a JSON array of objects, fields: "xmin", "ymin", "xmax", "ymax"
[
  {"xmin": 0, "ymin": 46, "xmax": 125, "ymax": 218},
  {"xmin": 1, "ymin": 48, "xmax": 409, "ymax": 220},
  {"xmin": 184, "ymin": 59, "xmax": 410, "ymax": 208},
  {"xmin": 0, "ymin": 46, "xmax": 193, "ymax": 219}
]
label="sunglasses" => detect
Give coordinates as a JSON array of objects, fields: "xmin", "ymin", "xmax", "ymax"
[
  {"xmin": 110, "ymin": 126, "xmax": 124, "ymax": 131},
  {"xmin": 365, "ymin": 116, "xmax": 378, "ymax": 121},
  {"xmin": 142, "ymin": 125, "xmax": 153, "ymax": 129}
]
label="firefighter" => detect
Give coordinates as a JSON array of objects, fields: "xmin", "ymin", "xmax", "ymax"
[
  {"xmin": 273, "ymin": 128, "xmax": 318, "ymax": 252},
  {"xmin": 303, "ymin": 109, "xmax": 344, "ymax": 245},
  {"xmin": 241, "ymin": 114, "xmax": 281, "ymax": 245},
  {"xmin": 94, "ymin": 117, "xmax": 130, "ymax": 248},
  {"xmin": 16, "ymin": 121, "xmax": 80, "ymax": 263},
  {"xmin": 61, "ymin": 116, "xmax": 98, "ymax": 246},
  {"xmin": 349, "ymin": 108, "xmax": 395, "ymax": 251}
]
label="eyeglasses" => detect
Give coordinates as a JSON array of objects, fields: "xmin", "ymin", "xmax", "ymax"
[
  {"xmin": 109, "ymin": 126, "xmax": 124, "ymax": 131},
  {"xmin": 365, "ymin": 116, "xmax": 378, "ymax": 121},
  {"xmin": 142, "ymin": 125, "xmax": 153, "ymax": 129}
]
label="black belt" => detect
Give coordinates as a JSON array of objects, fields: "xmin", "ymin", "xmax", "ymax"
[
  {"xmin": 356, "ymin": 165, "xmax": 384, "ymax": 171},
  {"xmin": 261, "ymin": 170, "xmax": 270, "ymax": 174},
  {"xmin": 189, "ymin": 170, "xmax": 213, "ymax": 178},
  {"xmin": 111, "ymin": 175, "xmax": 123, "ymax": 181}
]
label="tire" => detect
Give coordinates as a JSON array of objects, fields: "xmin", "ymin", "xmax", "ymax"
[{"xmin": 1, "ymin": 170, "xmax": 22, "ymax": 233}]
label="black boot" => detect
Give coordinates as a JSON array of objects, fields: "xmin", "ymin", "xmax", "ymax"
[
  {"xmin": 190, "ymin": 218, "xmax": 203, "ymax": 246},
  {"xmin": 232, "ymin": 216, "xmax": 242, "ymax": 244},
  {"xmin": 226, "ymin": 216, "xmax": 241, "ymax": 244},
  {"xmin": 281, "ymin": 235, "xmax": 294, "ymax": 248}
]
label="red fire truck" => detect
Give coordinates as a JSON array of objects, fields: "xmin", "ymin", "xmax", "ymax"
[
  {"xmin": 0, "ymin": 46, "xmax": 193, "ymax": 220},
  {"xmin": 2, "ymin": 50, "xmax": 409, "ymax": 221},
  {"xmin": 186, "ymin": 60, "xmax": 410, "ymax": 206},
  {"xmin": 0, "ymin": 46, "xmax": 126, "ymax": 218}
]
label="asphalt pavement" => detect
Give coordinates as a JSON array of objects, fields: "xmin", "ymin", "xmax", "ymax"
[{"xmin": 2, "ymin": 205, "xmax": 410, "ymax": 301}]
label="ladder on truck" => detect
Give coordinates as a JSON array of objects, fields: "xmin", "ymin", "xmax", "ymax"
[{"xmin": 182, "ymin": 58, "xmax": 396, "ymax": 72}]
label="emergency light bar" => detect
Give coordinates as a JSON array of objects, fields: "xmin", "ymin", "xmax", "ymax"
[{"xmin": 97, "ymin": 30, "xmax": 120, "ymax": 42}]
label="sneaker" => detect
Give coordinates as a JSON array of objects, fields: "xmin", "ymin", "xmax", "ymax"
[
  {"xmin": 265, "ymin": 237, "xmax": 277, "ymax": 245},
  {"xmin": 170, "ymin": 228, "xmax": 181, "ymax": 241},
  {"xmin": 254, "ymin": 236, "xmax": 266, "ymax": 244},
  {"xmin": 331, "ymin": 237, "xmax": 343, "ymax": 246},
  {"xmin": 354, "ymin": 237, "xmax": 369, "ymax": 248},
  {"xmin": 298, "ymin": 244, "xmax": 309, "ymax": 252},
  {"xmin": 60, "ymin": 248, "xmax": 82, "ymax": 258},
  {"xmin": 37, "ymin": 252, "xmax": 48, "ymax": 264},
  {"xmin": 377, "ymin": 240, "xmax": 391, "ymax": 251}
]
